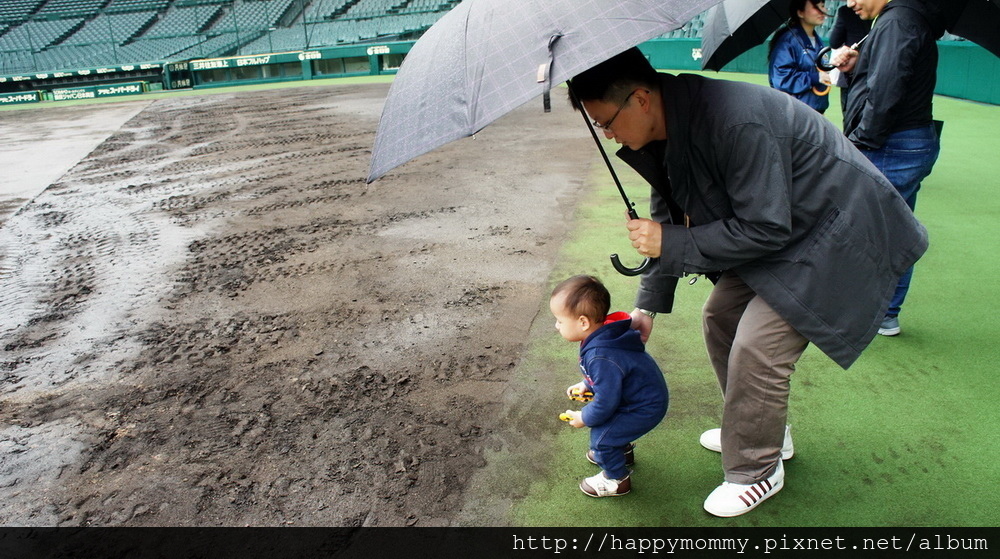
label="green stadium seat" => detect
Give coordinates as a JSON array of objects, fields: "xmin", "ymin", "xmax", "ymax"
[
  {"xmin": 61, "ymin": 12, "xmax": 158, "ymax": 47},
  {"xmin": 0, "ymin": 0, "xmax": 46, "ymax": 24},
  {"xmin": 106, "ymin": 0, "xmax": 170, "ymax": 14},
  {"xmin": 144, "ymin": 5, "xmax": 222, "ymax": 39},
  {"xmin": 1, "ymin": 18, "xmax": 82, "ymax": 51},
  {"xmin": 36, "ymin": 0, "xmax": 106, "ymax": 19},
  {"xmin": 0, "ymin": 0, "xmax": 461, "ymax": 73}
]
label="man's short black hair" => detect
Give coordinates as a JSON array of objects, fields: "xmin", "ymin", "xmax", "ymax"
[{"xmin": 569, "ymin": 47, "xmax": 661, "ymax": 112}]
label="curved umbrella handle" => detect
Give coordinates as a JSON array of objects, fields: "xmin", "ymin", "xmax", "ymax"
[
  {"xmin": 815, "ymin": 46, "xmax": 836, "ymax": 71},
  {"xmin": 816, "ymin": 35, "xmax": 868, "ymax": 72},
  {"xmin": 610, "ymin": 253, "xmax": 652, "ymax": 276}
]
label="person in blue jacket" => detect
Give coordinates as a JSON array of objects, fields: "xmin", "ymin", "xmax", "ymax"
[
  {"xmin": 768, "ymin": 0, "xmax": 831, "ymax": 113},
  {"xmin": 551, "ymin": 275, "xmax": 668, "ymax": 498}
]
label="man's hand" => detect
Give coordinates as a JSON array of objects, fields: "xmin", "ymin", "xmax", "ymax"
[
  {"xmin": 626, "ymin": 217, "xmax": 662, "ymax": 258},
  {"xmin": 629, "ymin": 308, "xmax": 654, "ymax": 343},
  {"xmin": 830, "ymin": 46, "xmax": 859, "ymax": 73}
]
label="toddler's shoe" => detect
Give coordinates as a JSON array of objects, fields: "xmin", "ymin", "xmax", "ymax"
[
  {"xmin": 703, "ymin": 460, "xmax": 784, "ymax": 517},
  {"xmin": 586, "ymin": 442, "xmax": 635, "ymax": 466},
  {"xmin": 580, "ymin": 472, "xmax": 631, "ymax": 498}
]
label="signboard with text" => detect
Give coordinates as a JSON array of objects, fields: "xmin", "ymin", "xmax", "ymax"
[{"xmin": 0, "ymin": 91, "xmax": 40, "ymax": 104}]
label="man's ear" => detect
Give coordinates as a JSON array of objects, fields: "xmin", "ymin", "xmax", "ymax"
[{"xmin": 633, "ymin": 88, "xmax": 652, "ymax": 113}]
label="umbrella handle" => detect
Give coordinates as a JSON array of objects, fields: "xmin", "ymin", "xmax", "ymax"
[
  {"xmin": 816, "ymin": 34, "xmax": 868, "ymax": 72},
  {"xmin": 568, "ymin": 80, "xmax": 654, "ymax": 278},
  {"xmin": 815, "ymin": 46, "xmax": 836, "ymax": 71},
  {"xmin": 611, "ymin": 206, "xmax": 652, "ymax": 276},
  {"xmin": 610, "ymin": 254, "xmax": 652, "ymax": 276}
]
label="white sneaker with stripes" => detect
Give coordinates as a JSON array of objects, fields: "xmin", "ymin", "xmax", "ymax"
[{"xmin": 703, "ymin": 460, "xmax": 784, "ymax": 517}]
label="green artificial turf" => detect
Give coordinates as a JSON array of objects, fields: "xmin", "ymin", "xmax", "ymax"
[{"xmin": 507, "ymin": 72, "xmax": 1000, "ymax": 527}]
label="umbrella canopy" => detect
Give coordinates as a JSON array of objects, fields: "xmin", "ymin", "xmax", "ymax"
[
  {"xmin": 946, "ymin": 0, "xmax": 1000, "ymax": 58},
  {"xmin": 367, "ymin": 0, "xmax": 725, "ymax": 183},
  {"xmin": 700, "ymin": 0, "xmax": 786, "ymax": 72},
  {"xmin": 700, "ymin": 0, "xmax": 1000, "ymax": 72}
]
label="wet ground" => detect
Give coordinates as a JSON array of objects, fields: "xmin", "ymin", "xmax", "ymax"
[{"xmin": 0, "ymin": 83, "xmax": 592, "ymax": 526}]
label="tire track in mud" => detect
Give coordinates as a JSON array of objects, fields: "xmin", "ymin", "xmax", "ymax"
[
  {"xmin": 0, "ymin": 83, "xmax": 591, "ymax": 526},
  {"xmin": 2, "ymin": 91, "xmax": 356, "ymax": 380}
]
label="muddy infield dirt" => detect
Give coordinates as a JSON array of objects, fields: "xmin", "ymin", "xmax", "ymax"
[{"xmin": 0, "ymin": 82, "xmax": 596, "ymax": 526}]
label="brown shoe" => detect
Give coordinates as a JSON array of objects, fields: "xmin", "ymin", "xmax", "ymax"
[
  {"xmin": 580, "ymin": 472, "xmax": 631, "ymax": 497},
  {"xmin": 586, "ymin": 443, "xmax": 635, "ymax": 466}
]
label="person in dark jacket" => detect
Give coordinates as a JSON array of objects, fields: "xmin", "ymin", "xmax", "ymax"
[
  {"xmin": 569, "ymin": 48, "xmax": 926, "ymax": 516},
  {"xmin": 768, "ymin": 0, "xmax": 831, "ymax": 113},
  {"xmin": 828, "ymin": 5, "xmax": 871, "ymax": 115},
  {"xmin": 551, "ymin": 275, "xmax": 668, "ymax": 498},
  {"xmin": 832, "ymin": 0, "xmax": 944, "ymax": 336}
]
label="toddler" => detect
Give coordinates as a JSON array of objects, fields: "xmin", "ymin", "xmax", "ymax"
[{"xmin": 551, "ymin": 275, "xmax": 668, "ymax": 497}]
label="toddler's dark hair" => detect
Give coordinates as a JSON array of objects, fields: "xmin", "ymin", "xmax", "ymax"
[{"xmin": 551, "ymin": 275, "xmax": 611, "ymax": 324}]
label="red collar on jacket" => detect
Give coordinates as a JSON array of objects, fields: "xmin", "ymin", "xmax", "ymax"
[{"xmin": 604, "ymin": 311, "xmax": 631, "ymax": 325}]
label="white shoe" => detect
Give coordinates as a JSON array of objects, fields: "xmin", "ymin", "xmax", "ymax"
[
  {"xmin": 699, "ymin": 425, "xmax": 794, "ymax": 460},
  {"xmin": 579, "ymin": 472, "xmax": 631, "ymax": 498},
  {"xmin": 704, "ymin": 460, "xmax": 784, "ymax": 517}
]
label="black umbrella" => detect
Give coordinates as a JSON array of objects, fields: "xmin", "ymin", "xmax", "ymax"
[
  {"xmin": 700, "ymin": 0, "xmax": 787, "ymax": 72},
  {"xmin": 367, "ymin": 0, "xmax": 727, "ymax": 275},
  {"xmin": 702, "ymin": 0, "xmax": 1000, "ymax": 73},
  {"xmin": 818, "ymin": 0, "xmax": 1000, "ymax": 69},
  {"xmin": 940, "ymin": 0, "xmax": 1000, "ymax": 58}
]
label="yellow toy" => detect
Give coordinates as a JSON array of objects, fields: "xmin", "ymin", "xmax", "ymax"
[{"xmin": 569, "ymin": 386, "xmax": 594, "ymax": 402}]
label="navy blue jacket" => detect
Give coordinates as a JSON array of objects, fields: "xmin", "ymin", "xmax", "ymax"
[
  {"xmin": 768, "ymin": 25, "xmax": 829, "ymax": 113},
  {"xmin": 579, "ymin": 314, "xmax": 668, "ymax": 428}
]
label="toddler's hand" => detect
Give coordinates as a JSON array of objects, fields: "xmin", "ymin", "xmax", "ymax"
[
  {"xmin": 560, "ymin": 409, "xmax": 584, "ymax": 428},
  {"xmin": 568, "ymin": 383, "xmax": 593, "ymax": 402},
  {"xmin": 566, "ymin": 381, "xmax": 588, "ymax": 399}
]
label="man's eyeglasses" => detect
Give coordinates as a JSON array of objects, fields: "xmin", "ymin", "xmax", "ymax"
[{"xmin": 592, "ymin": 89, "xmax": 637, "ymax": 131}]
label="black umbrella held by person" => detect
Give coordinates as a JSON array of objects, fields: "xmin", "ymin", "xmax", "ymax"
[
  {"xmin": 816, "ymin": 0, "xmax": 1000, "ymax": 70},
  {"xmin": 700, "ymin": 0, "xmax": 999, "ymax": 73},
  {"xmin": 367, "ymin": 0, "xmax": 729, "ymax": 276}
]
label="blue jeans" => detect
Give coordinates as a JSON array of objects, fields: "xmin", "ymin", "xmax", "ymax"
[
  {"xmin": 861, "ymin": 125, "xmax": 940, "ymax": 317},
  {"xmin": 590, "ymin": 405, "xmax": 667, "ymax": 480}
]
